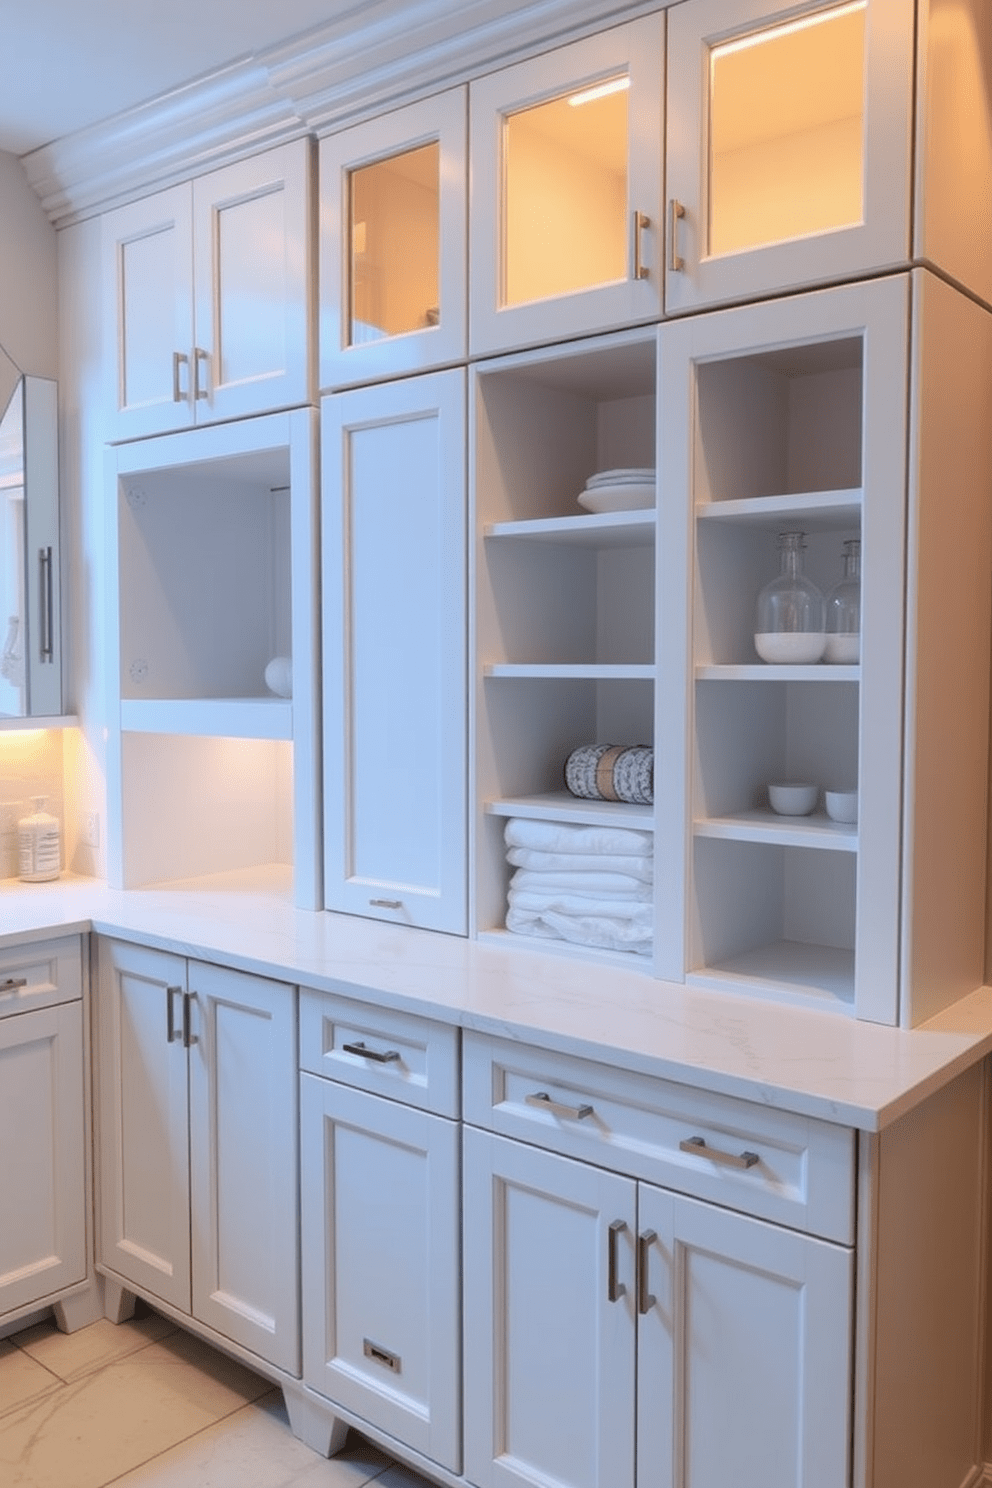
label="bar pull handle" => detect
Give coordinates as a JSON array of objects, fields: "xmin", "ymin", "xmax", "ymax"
[
  {"xmin": 608, "ymin": 1219, "xmax": 626, "ymax": 1302},
  {"xmin": 525, "ymin": 1091, "xmax": 594, "ymax": 1121},
  {"xmin": 193, "ymin": 347, "xmax": 210, "ymax": 401},
  {"xmin": 638, "ymin": 1229, "xmax": 657, "ymax": 1315},
  {"xmin": 166, "ymin": 984, "xmax": 182, "ymax": 1043},
  {"xmin": 172, "ymin": 350, "xmax": 189, "ymax": 403},
  {"xmin": 342, "ymin": 1040, "xmax": 401, "ymax": 1064},
  {"xmin": 39, "ymin": 546, "xmax": 53, "ymax": 662},
  {"xmin": 668, "ymin": 198, "xmax": 685, "ymax": 273},
  {"xmin": 182, "ymin": 990, "xmax": 196, "ymax": 1048},
  {"xmin": 369, "ymin": 898, "xmax": 403, "ymax": 909},
  {"xmin": 679, "ymin": 1135, "xmax": 759, "ymax": 1170},
  {"xmin": 633, "ymin": 210, "xmax": 650, "ymax": 280},
  {"xmin": 0, "ymin": 977, "xmax": 28, "ymax": 993}
]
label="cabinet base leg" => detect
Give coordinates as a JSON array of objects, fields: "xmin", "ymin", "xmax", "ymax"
[
  {"xmin": 102, "ymin": 1277, "xmax": 138, "ymax": 1325},
  {"xmin": 282, "ymin": 1384, "xmax": 349, "ymax": 1458},
  {"xmin": 52, "ymin": 1283, "xmax": 104, "ymax": 1334}
]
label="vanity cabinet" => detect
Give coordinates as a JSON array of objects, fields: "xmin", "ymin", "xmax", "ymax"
[
  {"xmin": 102, "ymin": 140, "xmax": 314, "ymax": 442},
  {"xmin": 319, "ymin": 89, "xmax": 467, "ymax": 388},
  {"xmin": 0, "ymin": 936, "xmax": 87, "ymax": 1321},
  {"xmin": 321, "ymin": 368, "xmax": 467, "ymax": 933},
  {"xmin": 299, "ymin": 990, "xmax": 461, "ymax": 1472},
  {"xmin": 93, "ymin": 937, "xmax": 300, "ymax": 1373}
]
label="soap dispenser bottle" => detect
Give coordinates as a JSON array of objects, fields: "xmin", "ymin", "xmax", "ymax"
[{"xmin": 18, "ymin": 796, "xmax": 61, "ymax": 882}]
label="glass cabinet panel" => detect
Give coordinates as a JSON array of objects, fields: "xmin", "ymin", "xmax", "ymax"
[
  {"xmin": 349, "ymin": 142, "xmax": 441, "ymax": 343},
  {"xmin": 708, "ymin": 1, "xmax": 866, "ymax": 258},
  {"xmin": 502, "ymin": 77, "xmax": 628, "ymax": 307}
]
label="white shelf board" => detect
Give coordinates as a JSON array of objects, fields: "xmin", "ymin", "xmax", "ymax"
[
  {"xmin": 485, "ymin": 663, "xmax": 655, "ymax": 680},
  {"xmin": 694, "ymin": 810, "xmax": 857, "ymax": 852},
  {"xmin": 689, "ymin": 940, "xmax": 856, "ymax": 1012},
  {"xmin": 0, "ymin": 714, "xmax": 78, "ymax": 731},
  {"xmin": 120, "ymin": 696, "xmax": 293, "ymax": 740},
  {"xmin": 696, "ymin": 664, "xmax": 860, "ymax": 682},
  {"xmin": 485, "ymin": 510, "xmax": 655, "ymax": 547},
  {"xmin": 696, "ymin": 488, "xmax": 862, "ymax": 529},
  {"xmin": 486, "ymin": 791, "xmax": 654, "ymax": 828}
]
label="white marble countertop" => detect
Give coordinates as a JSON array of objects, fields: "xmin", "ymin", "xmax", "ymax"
[{"xmin": 4, "ymin": 871, "xmax": 992, "ymax": 1131}]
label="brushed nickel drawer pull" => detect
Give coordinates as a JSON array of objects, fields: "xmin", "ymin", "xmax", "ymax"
[
  {"xmin": 638, "ymin": 1229, "xmax": 656, "ymax": 1315},
  {"xmin": 668, "ymin": 198, "xmax": 685, "ymax": 272},
  {"xmin": 172, "ymin": 350, "xmax": 188, "ymax": 403},
  {"xmin": 39, "ymin": 546, "xmax": 54, "ymax": 662},
  {"xmin": 525, "ymin": 1091, "xmax": 594, "ymax": 1121},
  {"xmin": 193, "ymin": 347, "xmax": 210, "ymax": 400},
  {"xmin": 166, "ymin": 984, "xmax": 182, "ymax": 1043},
  {"xmin": 182, "ymin": 990, "xmax": 196, "ymax": 1048},
  {"xmin": 342, "ymin": 1039, "xmax": 401, "ymax": 1064},
  {"xmin": 370, "ymin": 898, "xmax": 403, "ymax": 909},
  {"xmin": 364, "ymin": 1337, "xmax": 401, "ymax": 1373},
  {"xmin": 633, "ymin": 209, "xmax": 650, "ymax": 280},
  {"xmin": 679, "ymin": 1135, "xmax": 759, "ymax": 1170},
  {"xmin": 608, "ymin": 1219, "xmax": 626, "ymax": 1302},
  {"xmin": 0, "ymin": 977, "xmax": 28, "ymax": 992}
]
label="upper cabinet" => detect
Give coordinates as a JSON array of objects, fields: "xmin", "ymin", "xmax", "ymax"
[
  {"xmin": 665, "ymin": 0, "xmax": 914, "ymax": 314},
  {"xmin": 102, "ymin": 140, "xmax": 315, "ymax": 441},
  {"xmin": 319, "ymin": 91, "xmax": 468, "ymax": 389},
  {"xmin": 468, "ymin": 15, "xmax": 665, "ymax": 356}
]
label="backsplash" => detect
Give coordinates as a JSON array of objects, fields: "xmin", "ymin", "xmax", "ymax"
[{"xmin": 0, "ymin": 728, "xmax": 65, "ymax": 880}]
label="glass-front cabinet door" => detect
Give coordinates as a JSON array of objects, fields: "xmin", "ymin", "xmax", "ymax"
[
  {"xmin": 666, "ymin": 0, "xmax": 914, "ymax": 313},
  {"xmin": 469, "ymin": 14, "xmax": 664, "ymax": 356},
  {"xmin": 319, "ymin": 90, "xmax": 467, "ymax": 388}
]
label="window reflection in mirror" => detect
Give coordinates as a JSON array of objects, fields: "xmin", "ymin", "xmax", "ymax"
[
  {"xmin": 502, "ymin": 75, "xmax": 629, "ymax": 307},
  {"xmin": 708, "ymin": 1, "xmax": 866, "ymax": 258},
  {"xmin": 348, "ymin": 142, "xmax": 441, "ymax": 344}
]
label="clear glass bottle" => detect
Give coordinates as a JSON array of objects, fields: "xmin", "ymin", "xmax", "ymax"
[
  {"xmin": 18, "ymin": 795, "xmax": 61, "ymax": 883},
  {"xmin": 824, "ymin": 538, "xmax": 861, "ymax": 664},
  {"xmin": 754, "ymin": 531, "xmax": 826, "ymax": 664}
]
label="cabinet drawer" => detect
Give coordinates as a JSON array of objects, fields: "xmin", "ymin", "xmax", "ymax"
[
  {"xmin": 463, "ymin": 1032, "xmax": 854, "ymax": 1244},
  {"xmin": 300, "ymin": 989, "xmax": 459, "ymax": 1118},
  {"xmin": 0, "ymin": 936, "xmax": 83, "ymax": 1018}
]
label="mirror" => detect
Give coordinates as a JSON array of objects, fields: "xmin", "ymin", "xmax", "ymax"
[{"xmin": 0, "ymin": 356, "xmax": 62, "ymax": 719}]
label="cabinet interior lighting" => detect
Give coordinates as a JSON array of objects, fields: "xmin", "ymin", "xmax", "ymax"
[
  {"xmin": 567, "ymin": 76, "xmax": 631, "ymax": 106},
  {"xmin": 712, "ymin": 0, "xmax": 866, "ymax": 59}
]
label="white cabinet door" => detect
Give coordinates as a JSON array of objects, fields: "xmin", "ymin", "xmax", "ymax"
[
  {"xmin": 0, "ymin": 1002, "xmax": 86, "ymax": 1316},
  {"xmin": 94, "ymin": 938, "xmax": 191, "ymax": 1312},
  {"xmin": 665, "ymin": 0, "xmax": 914, "ymax": 313},
  {"xmin": 188, "ymin": 960, "xmax": 299, "ymax": 1373},
  {"xmin": 636, "ymin": 1183, "xmax": 852, "ymax": 1488},
  {"xmin": 463, "ymin": 1127, "xmax": 636, "ymax": 1488},
  {"xmin": 321, "ymin": 368, "xmax": 467, "ymax": 933},
  {"xmin": 102, "ymin": 183, "xmax": 195, "ymax": 440},
  {"xmin": 300, "ymin": 1074, "xmax": 461, "ymax": 1469}
]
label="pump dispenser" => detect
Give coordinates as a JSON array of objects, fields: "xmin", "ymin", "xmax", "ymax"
[{"xmin": 18, "ymin": 796, "xmax": 61, "ymax": 882}]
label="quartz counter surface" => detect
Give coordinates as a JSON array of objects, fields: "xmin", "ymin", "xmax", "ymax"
[{"xmin": 3, "ymin": 871, "xmax": 992, "ymax": 1131}]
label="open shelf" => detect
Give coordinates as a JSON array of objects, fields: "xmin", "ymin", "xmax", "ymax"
[
  {"xmin": 120, "ymin": 697, "xmax": 293, "ymax": 741},
  {"xmin": 486, "ymin": 511, "xmax": 655, "ymax": 546},
  {"xmin": 688, "ymin": 941, "xmax": 856, "ymax": 1013},
  {"xmin": 694, "ymin": 809, "xmax": 856, "ymax": 852},
  {"xmin": 486, "ymin": 791, "xmax": 653, "ymax": 829},
  {"xmin": 696, "ymin": 487, "xmax": 861, "ymax": 529}
]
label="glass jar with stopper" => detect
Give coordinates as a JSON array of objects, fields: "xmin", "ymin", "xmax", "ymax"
[
  {"xmin": 824, "ymin": 537, "xmax": 861, "ymax": 664},
  {"xmin": 754, "ymin": 531, "xmax": 826, "ymax": 664}
]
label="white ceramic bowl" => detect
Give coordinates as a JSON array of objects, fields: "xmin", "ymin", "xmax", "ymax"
[
  {"xmin": 825, "ymin": 788, "xmax": 858, "ymax": 823},
  {"xmin": 768, "ymin": 782, "xmax": 818, "ymax": 816}
]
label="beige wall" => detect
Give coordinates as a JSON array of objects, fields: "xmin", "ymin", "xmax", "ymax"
[{"xmin": 0, "ymin": 150, "xmax": 58, "ymax": 404}]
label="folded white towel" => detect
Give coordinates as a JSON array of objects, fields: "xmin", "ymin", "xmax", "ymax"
[
  {"xmin": 509, "ymin": 887, "xmax": 653, "ymax": 913},
  {"xmin": 507, "ymin": 905, "xmax": 653, "ymax": 953},
  {"xmin": 507, "ymin": 846, "xmax": 654, "ymax": 881},
  {"xmin": 504, "ymin": 818, "xmax": 653, "ymax": 857},
  {"xmin": 510, "ymin": 867, "xmax": 652, "ymax": 897}
]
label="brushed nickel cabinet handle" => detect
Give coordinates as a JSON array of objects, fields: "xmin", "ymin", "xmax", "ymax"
[
  {"xmin": 679, "ymin": 1135, "xmax": 759, "ymax": 1170},
  {"xmin": 608, "ymin": 1219, "xmax": 626, "ymax": 1302},
  {"xmin": 0, "ymin": 977, "xmax": 28, "ymax": 993},
  {"xmin": 668, "ymin": 198, "xmax": 685, "ymax": 272},
  {"xmin": 525, "ymin": 1091, "xmax": 594, "ymax": 1121},
  {"xmin": 166, "ymin": 984, "xmax": 182, "ymax": 1043},
  {"xmin": 39, "ymin": 546, "xmax": 54, "ymax": 662},
  {"xmin": 193, "ymin": 347, "xmax": 210, "ymax": 401},
  {"xmin": 172, "ymin": 350, "xmax": 189, "ymax": 403},
  {"xmin": 369, "ymin": 898, "xmax": 403, "ymax": 909},
  {"xmin": 342, "ymin": 1039, "xmax": 401, "ymax": 1064},
  {"xmin": 633, "ymin": 210, "xmax": 650, "ymax": 280},
  {"xmin": 182, "ymin": 990, "xmax": 196, "ymax": 1047},
  {"xmin": 638, "ymin": 1229, "xmax": 656, "ymax": 1315}
]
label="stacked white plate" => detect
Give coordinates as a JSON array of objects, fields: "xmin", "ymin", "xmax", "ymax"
[{"xmin": 578, "ymin": 467, "xmax": 656, "ymax": 513}]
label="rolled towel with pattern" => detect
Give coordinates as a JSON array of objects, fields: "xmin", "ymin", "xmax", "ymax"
[{"xmin": 564, "ymin": 744, "xmax": 653, "ymax": 805}]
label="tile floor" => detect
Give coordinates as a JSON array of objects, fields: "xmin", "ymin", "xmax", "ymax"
[{"xmin": 0, "ymin": 1304, "xmax": 436, "ymax": 1488}]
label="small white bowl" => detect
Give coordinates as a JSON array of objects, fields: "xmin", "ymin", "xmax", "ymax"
[
  {"xmin": 825, "ymin": 788, "xmax": 858, "ymax": 824},
  {"xmin": 768, "ymin": 782, "xmax": 818, "ymax": 816}
]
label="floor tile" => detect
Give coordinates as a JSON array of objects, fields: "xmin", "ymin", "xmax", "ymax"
[
  {"xmin": 11, "ymin": 1312, "xmax": 177, "ymax": 1382},
  {"xmin": 0, "ymin": 1327, "xmax": 270, "ymax": 1488},
  {"xmin": 0, "ymin": 1341, "xmax": 61, "ymax": 1419},
  {"xmin": 373, "ymin": 1461, "xmax": 442, "ymax": 1488}
]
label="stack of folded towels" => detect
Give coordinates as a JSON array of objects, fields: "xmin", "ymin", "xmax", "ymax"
[{"xmin": 504, "ymin": 817, "xmax": 654, "ymax": 955}]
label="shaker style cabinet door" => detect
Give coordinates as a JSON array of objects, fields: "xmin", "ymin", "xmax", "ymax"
[
  {"xmin": 665, "ymin": 0, "xmax": 914, "ymax": 313},
  {"xmin": 321, "ymin": 368, "xmax": 467, "ymax": 934},
  {"xmin": 469, "ymin": 13, "xmax": 664, "ymax": 356},
  {"xmin": 320, "ymin": 89, "xmax": 467, "ymax": 389}
]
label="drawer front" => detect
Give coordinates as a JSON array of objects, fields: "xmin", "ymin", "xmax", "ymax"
[
  {"xmin": 0, "ymin": 935, "xmax": 83, "ymax": 1019},
  {"xmin": 300, "ymin": 988, "xmax": 459, "ymax": 1117},
  {"xmin": 463, "ymin": 1032, "xmax": 855, "ymax": 1244}
]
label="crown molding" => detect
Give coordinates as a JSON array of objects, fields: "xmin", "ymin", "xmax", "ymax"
[{"xmin": 23, "ymin": 0, "xmax": 651, "ymax": 228}]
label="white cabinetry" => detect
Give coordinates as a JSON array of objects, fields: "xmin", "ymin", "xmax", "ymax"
[
  {"xmin": 103, "ymin": 141, "xmax": 313, "ymax": 440},
  {"xmin": 94, "ymin": 937, "xmax": 300, "ymax": 1373},
  {"xmin": 0, "ymin": 937, "xmax": 87, "ymax": 1322},
  {"xmin": 299, "ymin": 990, "xmax": 461, "ymax": 1472},
  {"xmin": 321, "ymin": 369, "xmax": 467, "ymax": 933}
]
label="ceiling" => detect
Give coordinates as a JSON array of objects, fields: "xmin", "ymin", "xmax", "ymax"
[{"xmin": 0, "ymin": 0, "xmax": 367, "ymax": 156}]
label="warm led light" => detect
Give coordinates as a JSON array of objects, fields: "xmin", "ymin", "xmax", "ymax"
[
  {"xmin": 712, "ymin": 0, "xmax": 866, "ymax": 59},
  {"xmin": 567, "ymin": 76, "xmax": 631, "ymax": 107}
]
